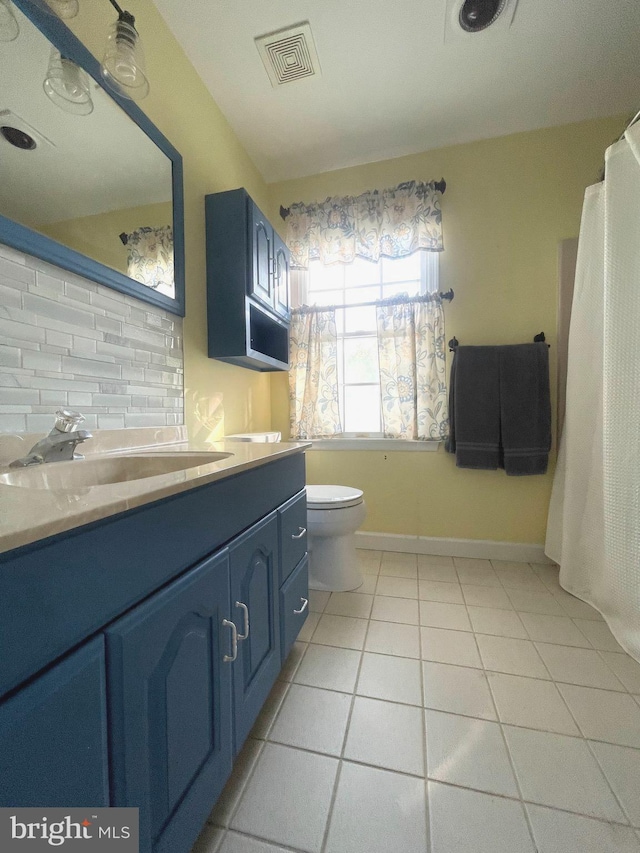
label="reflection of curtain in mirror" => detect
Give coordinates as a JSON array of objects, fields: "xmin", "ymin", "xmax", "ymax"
[{"xmin": 125, "ymin": 225, "xmax": 174, "ymax": 297}]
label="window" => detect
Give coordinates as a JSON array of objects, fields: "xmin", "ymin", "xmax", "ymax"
[{"xmin": 301, "ymin": 252, "xmax": 439, "ymax": 435}]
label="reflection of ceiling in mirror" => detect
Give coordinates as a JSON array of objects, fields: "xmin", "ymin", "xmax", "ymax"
[{"xmin": 0, "ymin": 5, "xmax": 173, "ymax": 227}]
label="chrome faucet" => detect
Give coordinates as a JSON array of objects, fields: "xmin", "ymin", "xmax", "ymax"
[{"xmin": 10, "ymin": 410, "xmax": 92, "ymax": 467}]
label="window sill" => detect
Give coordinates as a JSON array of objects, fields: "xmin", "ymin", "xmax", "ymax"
[{"xmin": 308, "ymin": 438, "xmax": 442, "ymax": 452}]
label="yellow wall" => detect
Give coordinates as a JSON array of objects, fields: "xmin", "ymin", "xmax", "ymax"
[
  {"xmin": 65, "ymin": 1, "xmax": 272, "ymax": 442},
  {"xmin": 269, "ymin": 116, "xmax": 623, "ymax": 543},
  {"xmin": 40, "ymin": 201, "xmax": 172, "ymax": 276}
]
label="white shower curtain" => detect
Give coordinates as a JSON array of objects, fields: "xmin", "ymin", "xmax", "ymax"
[{"xmin": 546, "ymin": 121, "xmax": 640, "ymax": 661}]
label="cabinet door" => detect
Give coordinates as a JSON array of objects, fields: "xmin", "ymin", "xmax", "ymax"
[
  {"xmin": 273, "ymin": 231, "xmax": 291, "ymax": 320},
  {"xmin": 229, "ymin": 513, "xmax": 281, "ymax": 753},
  {"xmin": 106, "ymin": 550, "xmax": 233, "ymax": 853},
  {"xmin": 0, "ymin": 636, "xmax": 109, "ymax": 808},
  {"xmin": 249, "ymin": 200, "xmax": 273, "ymax": 309}
]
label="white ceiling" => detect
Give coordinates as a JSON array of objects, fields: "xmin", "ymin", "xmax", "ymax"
[{"xmin": 153, "ymin": 0, "xmax": 640, "ymax": 183}]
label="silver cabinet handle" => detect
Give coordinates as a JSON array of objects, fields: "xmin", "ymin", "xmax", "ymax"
[
  {"xmin": 235, "ymin": 601, "xmax": 250, "ymax": 641},
  {"xmin": 293, "ymin": 597, "xmax": 308, "ymax": 615},
  {"xmin": 291, "ymin": 527, "xmax": 306, "ymax": 540},
  {"xmin": 222, "ymin": 618, "xmax": 238, "ymax": 662}
]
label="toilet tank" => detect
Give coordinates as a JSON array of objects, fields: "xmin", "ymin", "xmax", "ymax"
[{"xmin": 225, "ymin": 432, "xmax": 282, "ymax": 443}]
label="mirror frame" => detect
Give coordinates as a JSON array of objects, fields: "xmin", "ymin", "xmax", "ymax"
[{"xmin": 1, "ymin": 0, "xmax": 185, "ymax": 316}]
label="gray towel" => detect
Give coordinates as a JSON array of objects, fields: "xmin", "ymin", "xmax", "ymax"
[
  {"xmin": 447, "ymin": 343, "xmax": 551, "ymax": 475},
  {"xmin": 446, "ymin": 346, "xmax": 501, "ymax": 469},
  {"xmin": 500, "ymin": 343, "xmax": 551, "ymax": 475}
]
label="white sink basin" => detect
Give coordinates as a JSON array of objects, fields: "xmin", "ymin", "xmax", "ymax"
[{"xmin": 0, "ymin": 452, "xmax": 233, "ymax": 491}]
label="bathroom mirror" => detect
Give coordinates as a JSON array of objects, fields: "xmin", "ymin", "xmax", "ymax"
[{"xmin": 0, "ymin": 0, "xmax": 185, "ymax": 315}]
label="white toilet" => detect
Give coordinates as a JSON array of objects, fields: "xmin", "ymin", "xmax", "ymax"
[
  {"xmin": 306, "ymin": 485, "xmax": 366, "ymax": 592},
  {"xmin": 225, "ymin": 433, "xmax": 366, "ymax": 592}
]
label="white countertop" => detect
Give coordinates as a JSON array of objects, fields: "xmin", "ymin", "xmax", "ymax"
[{"xmin": 0, "ymin": 427, "xmax": 309, "ymax": 555}]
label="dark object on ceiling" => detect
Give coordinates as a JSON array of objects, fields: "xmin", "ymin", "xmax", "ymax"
[
  {"xmin": 459, "ymin": 0, "xmax": 506, "ymax": 32},
  {"xmin": 1, "ymin": 126, "xmax": 37, "ymax": 150}
]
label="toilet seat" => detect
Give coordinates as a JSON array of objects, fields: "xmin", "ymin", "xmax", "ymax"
[{"xmin": 306, "ymin": 485, "xmax": 364, "ymax": 510}]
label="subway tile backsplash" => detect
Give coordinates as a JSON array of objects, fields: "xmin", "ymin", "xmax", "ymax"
[{"xmin": 0, "ymin": 243, "xmax": 184, "ymax": 433}]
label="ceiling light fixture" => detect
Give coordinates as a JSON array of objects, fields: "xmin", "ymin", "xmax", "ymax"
[
  {"xmin": 45, "ymin": 0, "xmax": 79, "ymax": 19},
  {"xmin": 100, "ymin": 0, "xmax": 149, "ymax": 101},
  {"xmin": 43, "ymin": 47, "xmax": 94, "ymax": 114},
  {"xmin": 458, "ymin": 0, "xmax": 507, "ymax": 32},
  {"xmin": 0, "ymin": 0, "xmax": 19, "ymax": 41}
]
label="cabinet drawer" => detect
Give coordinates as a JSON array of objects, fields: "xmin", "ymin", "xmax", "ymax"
[
  {"xmin": 280, "ymin": 556, "xmax": 309, "ymax": 662},
  {"xmin": 278, "ymin": 489, "xmax": 307, "ymax": 585}
]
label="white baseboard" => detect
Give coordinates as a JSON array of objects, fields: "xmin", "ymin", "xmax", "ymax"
[{"xmin": 354, "ymin": 531, "xmax": 552, "ymax": 564}]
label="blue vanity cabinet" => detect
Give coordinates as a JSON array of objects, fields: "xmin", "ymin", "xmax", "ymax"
[
  {"xmin": 206, "ymin": 188, "xmax": 290, "ymax": 371},
  {"xmin": 228, "ymin": 512, "xmax": 281, "ymax": 754},
  {"xmin": 0, "ymin": 636, "xmax": 109, "ymax": 808},
  {"xmin": 105, "ymin": 549, "xmax": 233, "ymax": 853}
]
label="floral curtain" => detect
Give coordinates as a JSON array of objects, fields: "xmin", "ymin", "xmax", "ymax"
[
  {"xmin": 285, "ymin": 180, "xmax": 443, "ymax": 269},
  {"xmin": 376, "ymin": 295, "xmax": 448, "ymax": 440},
  {"xmin": 289, "ymin": 308, "xmax": 342, "ymax": 439},
  {"xmin": 125, "ymin": 225, "xmax": 174, "ymax": 297}
]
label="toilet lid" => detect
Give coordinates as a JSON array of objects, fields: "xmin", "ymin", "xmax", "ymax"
[{"xmin": 306, "ymin": 485, "xmax": 364, "ymax": 509}]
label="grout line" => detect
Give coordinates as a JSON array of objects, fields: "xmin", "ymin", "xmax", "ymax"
[{"xmin": 318, "ymin": 606, "xmax": 371, "ymax": 853}]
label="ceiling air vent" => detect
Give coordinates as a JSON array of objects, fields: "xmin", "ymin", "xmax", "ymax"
[{"xmin": 255, "ymin": 22, "xmax": 321, "ymax": 87}]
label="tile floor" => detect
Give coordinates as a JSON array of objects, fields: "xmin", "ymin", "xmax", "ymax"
[{"xmin": 192, "ymin": 550, "xmax": 640, "ymax": 853}]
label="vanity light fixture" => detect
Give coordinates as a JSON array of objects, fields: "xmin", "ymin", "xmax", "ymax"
[
  {"xmin": 45, "ymin": 0, "xmax": 79, "ymax": 19},
  {"xmin": 100, "ymin": 0, "xmax": 149, "ymax": 101},
  {"xmin": 43, "ymin": 47, "xmax": 94, "ymax": 114},
  {"xmin": 0, "ymin": 0, "xmax": 19, "ymax": 41}
]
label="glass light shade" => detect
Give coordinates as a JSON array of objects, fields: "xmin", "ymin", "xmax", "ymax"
[
  {"xmin": 45, "ymin": 0, "xmax": 79, "ymax": 19},
  {"xmin": 43, "ymin": 49, "xmax": 94, "ymax": 115},
  {"xmin": 101, "ymin": 17, "xmax": 150, "ymax": 101},
  {"xmin": 0, "ymin": 0, "xmax": 19, "ymax": 42}
]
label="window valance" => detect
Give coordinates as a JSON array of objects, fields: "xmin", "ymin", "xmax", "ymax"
[{"xmin": 285, "ymin": 180, "xmax": 443, "ymax": 270}]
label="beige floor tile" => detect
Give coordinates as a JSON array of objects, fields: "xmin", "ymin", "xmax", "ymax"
[
  {"xmin": 558, "ymin": 683, "xmax": 640, "ymax": 748},
  {"xmin": 423, "ymin": 661, "xmax": 497, "ymax": 719},
  {"xmin": 573, "ymin": 620, "xmax": 622, "ymax": 651},
  {"xmin": 487, "ymin": 671, "xmax": 580, "ymax": 735},
  {"xmin": 467, "ymin": 606, "xmax": 528, "ymax": 639},
  {"xmin": 526, "ymin": 805, "xmax": 640, "ymax": 853},
  {"xmin": 462, "ymin": 584, "xmax": 512, "ymax": 609},
  {"xmin": 311, "ymin": 613, "xmax": 368, "ymax": 650},
  {"xmin": 535, "ymin": 643, "xmax": 625, "ymax": 690},
  {"xmin": 344, "ymin": 697, "xmax": 425, "ymax": 775},
  {"xmin": 599, "ymin": 652, "xmax": 640, "ymax": 692},
  {"xmin": 370, "ymin": 594, "xmax": 419, "ymax": 625},
  {"xmin": 231, "ymin": 743, "xmax": 338, "ymax": 852},
  {"xmin": 590, "ymin": 740, "xmax": 640, "ymax": 827},
  {"xmin": 518, "ymin": 613, "xmax": 591, "ymax": 648},
  {"xmin": 365, "ymin": 620, "xmax": 421, "ymax": 658},
  {"xmin": 209, "ymin": 738, "xmax": 264, "ymax": 827},
  {"xmin": 477, "ymin": 635, "xmax": 550, "ymax": 679},
  {"xmin": 504, "ymin": 726, "xmax": 626, "ymax": 821},
  {"xmin": 426, "ymin": 710, "xmax": 518, "ymax": 796},
  {"xmin": 418, "ymin": 579, "xmax": 464, "ymax": 603},
  {"xmin": 419, "ymin": 600, "xmax": 472, "ymax": 631},
  {"xmin": 297, "ymin": 610, "xmax": 320, "ymax": 642},
  {"xmin": 309, "ymin": 589, "xmax": 331, "ymax": 612},
  {"xmin": 294, "ymin": 644, "xmax": 361, "ymax": 693},
  {"xmin": 421, "ymin": 626, "xmax": 482, "ymax": 668},
  {"xmin": 325, "ymin": 591, "xmax": 374, "ymax": 619},
  {"xmin": 325, "ymin": 762, "xmax": 427, "ymax": 853},
  {"xmin": 269, "ymin": 684, "xmax": 351, "ymax": 756},
  {"xmin": 357, "ymin": 652, "xmax": 423, "ymax": 706},
  {"xmin": 375, "ymin": 575, "xmax": 419, "ymax": 599},
  {"xmin": 507, "ymin": 589, "xmax": 565, "ymax": 616},
  {"xmin": 380, "ymin": 552, "xmax": 418, "ymax": 578},
  {"xmin": 429, "ymin": 782, "xmax": 535, "ymax": 853}
]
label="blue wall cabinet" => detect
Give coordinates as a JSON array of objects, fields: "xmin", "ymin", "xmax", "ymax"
[
  {"xmin": 105, "ymin": 550, "xmax": 233, "ymax": 853},
  {"xmin": 229, "ymin": 513, "xmax": 281, "ymax": 753},
  {"xmin": 0, "ymin": 636, "xmax": 109, "ymax": 808},
  {"xmin": 250, "ymin": 201, "xmax": 274, "ymax": 310},
  {"xmin": 273, "ymin": 230, "xmax": 291, "ymax": 320},
  {"xmin": 206, "ymin": 188, "xmax": 290, "ymax": 372}
]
